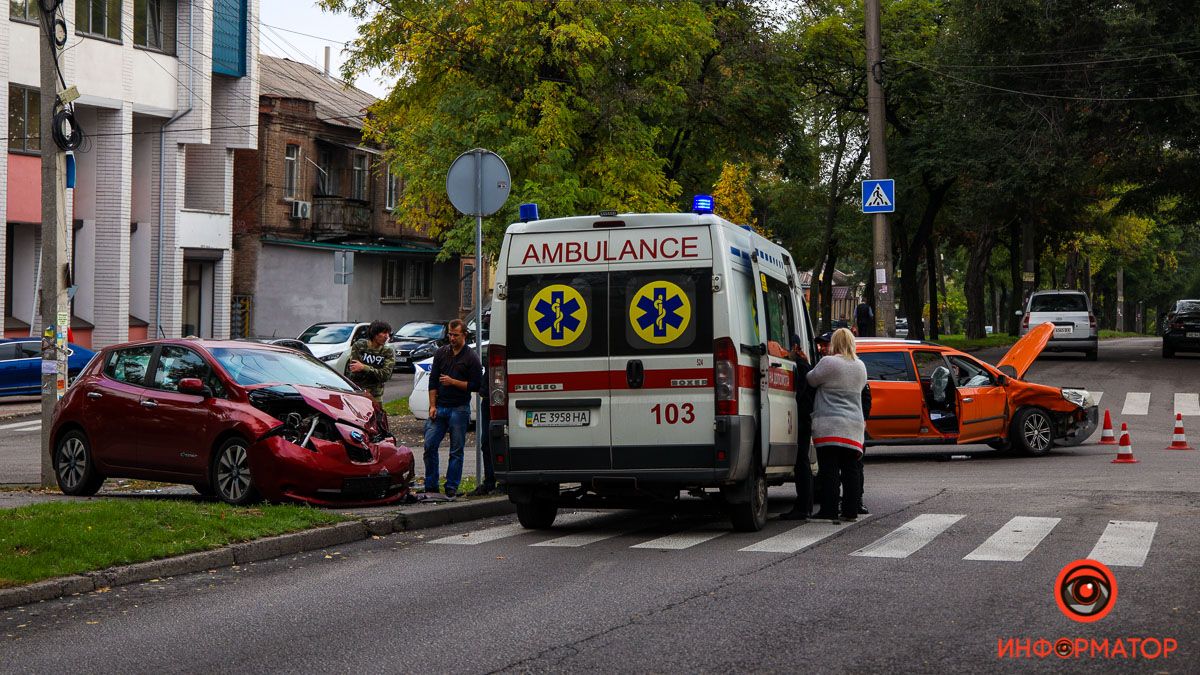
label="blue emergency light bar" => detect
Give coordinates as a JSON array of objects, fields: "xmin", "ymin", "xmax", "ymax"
[
  {"xmin": 692, "ymin": 194, "xmax": 714, "ymax": 214},
  {"xmin": 519, "ymin": 203, "xmax": 540, "ymax": 222}
]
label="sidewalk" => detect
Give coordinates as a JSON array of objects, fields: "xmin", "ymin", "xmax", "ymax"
[
  {"xmin": 0, "ymin": 487, "xmax": 516, "ymax": 610},
  {"xmin": 0, "ymin": 396, "xmax": 40, "ymax": 422}
]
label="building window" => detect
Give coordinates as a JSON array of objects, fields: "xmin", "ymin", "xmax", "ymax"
[
  {"xmin": 316, "ymin": 148, "xmax": 336, "ymax": 196},
  {"xmin": 10, "ymin": 0, "xmax": 38, "ymax": 23},
  {"xmin": 381, "ymin": 259, "xmax": 405, "ymax": 300},
  {"xmin": 351, "ymin": 154, "xmax": 368, "ymax": 201},
  {"xmin": 385, "ymin": 170, "xmax": 400, "ymax": 210},
  {"xmin": 460, "ymin": 263, "xmax": 475, "ymax": 311},
  {"xmin": 407, "ymin": 259, "xmax": 432, "ymax": 300},
  {"xmin": 283, "ymin": 144, "xmax": 299, "ymax": 200},
  {"xmin": 134, "ymin": 0, "xmax": 176, "ymax": 54},
  {"xmin": 7, "ymin": 85, "xmax": 40, "ymax": 153},
  {"xmin": 76, "ymin": 0, "xmax": 122, "ymax": 41}
]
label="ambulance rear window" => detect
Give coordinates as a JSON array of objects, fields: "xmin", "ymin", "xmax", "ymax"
[
  {"xmin": 611, "ymin": 268, "xmax": 713, "ymax": 356},
  {"xmin": 506, "ymin": 272, "xmax": 608, "ymax": 359}
]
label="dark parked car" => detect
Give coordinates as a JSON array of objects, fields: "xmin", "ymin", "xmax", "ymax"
[
  {"xmin": 1163, "ymin": 299, "xmax": 1200, "ymax": 358},
  {"xmin": 390, "ymin": 321, "xmax": 450, "ymax": 371},
  {"xmin": 50, "ymin": 339, "xmax": 414, "ymax": 506},
  {"xmin": 236, "ymin": 337, "xmax": 313, "ymax": 356},
  {"xmin": 0, "ymin": 338, "xmax": 95, "ymax": 396}
]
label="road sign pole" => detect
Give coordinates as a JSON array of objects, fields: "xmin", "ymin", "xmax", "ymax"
[
  {"xmin": 865, "ymin": 0, "xmax": 896, "ymax": 338},
  {"xmin": 474, "ymin": 150, "xmax": 483, "ymax": 486}
]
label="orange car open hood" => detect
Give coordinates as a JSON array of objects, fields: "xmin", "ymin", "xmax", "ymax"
[{"xmin": 996, "ymin": 322, "xmax": 1054, "ymax": 379}]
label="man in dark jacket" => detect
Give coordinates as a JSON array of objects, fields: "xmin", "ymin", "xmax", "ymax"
[
  {"xmin": 347, "ymin": 320, "xmax": 395, "ymax": 402},
  {"xmin": 855, "ymin": 301, "xmax": 875, "ymax": 337},
  {"xmin": 781, "ymin": 334, "xmax": 817, "ymax": 521},
  {"xmin": 423, "ymin": 319, "xmax": 481, "ymax": 498}
]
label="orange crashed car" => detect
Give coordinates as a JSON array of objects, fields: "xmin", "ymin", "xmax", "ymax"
[{"xmin": 858, "ymin": 323, "xmax": 1099, "ymax": 455}]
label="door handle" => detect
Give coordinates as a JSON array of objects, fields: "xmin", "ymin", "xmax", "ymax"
[
  {"xmin": 140, "ymin": 400, "xmax": 158, "ymax": 408},
  {"xmin": 625, "ymin": 360, "xmax": 644, "ymax": 389},
  {"xmin": 86, "ymin": 392, "xmax": 103, "ymax": 399},
  {"xmin": 962, "ymin": 397, "xmax": 974, "ymax": 403}
]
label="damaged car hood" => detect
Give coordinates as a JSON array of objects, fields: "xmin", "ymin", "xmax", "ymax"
[{"xmin": 247, "ymin": 383, "xmax": 376, "ymax": 426}]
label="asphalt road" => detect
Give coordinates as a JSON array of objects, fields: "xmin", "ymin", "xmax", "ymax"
[{"xmin": 4, "ymin": 338, "xmax": 1199, "ymax": 672}]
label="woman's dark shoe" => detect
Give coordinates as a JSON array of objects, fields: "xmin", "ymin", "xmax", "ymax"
[
  {"xmin": 859, "ymin": 506, "xmax": 870, "ymax": 515},
  {"xmin": 841, "ymin": 514, "xmax": 858, "ymax": 522},
  {"xmin": 779, "ymin": 508, "xmax": 809, "ymax": 522},
  {"xmin": 811, "ymin": 511, "xmax": 840, "ymax": 523}
]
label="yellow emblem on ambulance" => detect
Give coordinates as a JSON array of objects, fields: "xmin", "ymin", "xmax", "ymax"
[
  {"xmin": 528, "ymin": 285, "xmax": 588, "ymax": 347},
  {"xmin": 630, "ymin": 281, "xmax": 691, "ymax": 345}
]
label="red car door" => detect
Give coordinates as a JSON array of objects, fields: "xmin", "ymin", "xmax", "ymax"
[
  {"xmin": 84, "ymin": 346, "xmax": 156, "ymax": 469},
  {"xmin": 138, "ymin": 345, "xmax": 215, "ymax": 476}
]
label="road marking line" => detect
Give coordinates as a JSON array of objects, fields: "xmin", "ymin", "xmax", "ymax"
[
  {"xmin": 851, "ymin": 513, "xmax": 965, "ymax": 559},
  {"xmin": 1121, "ymin": 392, "xmax": 1150, "ymax": 416},
  {"xmin": 1092, "ymin": 392, "xmax": 1103, "ymax": 405},
  {"xmin": 964, "ymin": 516, "xmax": 1060, "ymax": 562},
  {"xmin": 430, "ymin": 512, "xmax": 593, "ymax": 545},
  {"xmin": 0, "ymin": 419, "xmax": 40, "ymax": 430},
  {"xmin": 1175, "ymin": 393, "xmax": 1200, "ymax": 417},
  {"xmin": 1088, "ymin": 520, "xmax": 1156, "ymax": 568},
  {"xmin": 631, "ymin": 529, "xmax": 728, "ymax": 550},
  {"xmin": 532, "ymin": 528, "xmax": 634, "ymax": 548},
  {"xmin": 741, "ymin": 517, "xmax": 869, "ymax": 553}
]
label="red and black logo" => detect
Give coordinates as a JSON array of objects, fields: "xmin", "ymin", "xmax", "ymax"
[{"xmin": 1055, "ymin": 559, "xmax": 1118, "ymax": 623}]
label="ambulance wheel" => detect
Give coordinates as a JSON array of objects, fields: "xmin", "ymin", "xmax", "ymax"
[
  {"xmin": 516, "ymin": 499, "xmax": 558, "ymax": 529},
  {"xmin": 726, "ymin": 465, "xmax": 768, "ymax": 532}
]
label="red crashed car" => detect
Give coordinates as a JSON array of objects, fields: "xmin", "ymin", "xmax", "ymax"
[{"xmin": 49, "ymin": 339, "xmax": 413, "ymax": 506}]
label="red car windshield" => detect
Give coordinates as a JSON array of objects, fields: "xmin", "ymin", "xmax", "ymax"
[{"xmin": 210, "ymin": 347, "xmax": 356, "ymax": 391}]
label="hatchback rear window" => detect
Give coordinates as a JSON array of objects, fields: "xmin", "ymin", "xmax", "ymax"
[
  {"xmin": 1030, "ymin": 294, "xmax": 1088, "ymax": 312},
  {"xmin": 860, "ymin": 351, "xmax": 916, "ymax": 382}
]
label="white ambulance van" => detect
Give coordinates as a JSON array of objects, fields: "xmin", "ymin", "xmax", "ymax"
[{"xmin": 486, "ymin": 201, "xmax": 815, "ymax": 531}]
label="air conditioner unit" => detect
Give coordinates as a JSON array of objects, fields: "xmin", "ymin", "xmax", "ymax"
[{"xmin": 290, "ymin": 200, "xmax": 311, "ymax": 219}]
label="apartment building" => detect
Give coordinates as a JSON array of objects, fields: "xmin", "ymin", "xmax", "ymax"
[
  {"xmin": 2, "ymin": 0, "xmax": 259, "ymax": 347},
  {"xmin": 231, "ymin": 55, "xmax": 467, "ymax": 339}
]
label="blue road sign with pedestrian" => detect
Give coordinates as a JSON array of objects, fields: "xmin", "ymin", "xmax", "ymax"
[{"xmin": 862, "ymin": 179, "xmax": 895, "ymax": 213}]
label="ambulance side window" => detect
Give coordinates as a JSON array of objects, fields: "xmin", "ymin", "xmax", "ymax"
[
  {"xmin": 505, "ymin": 272, "xmax": 607, "ymax": 359},
  {"xmin": 762, "ymin": 277, "xmax": 795, "ymax": 359},
  {"xmin": 611, "ymin": 268, "xmax": 713, "ymax": 355}
]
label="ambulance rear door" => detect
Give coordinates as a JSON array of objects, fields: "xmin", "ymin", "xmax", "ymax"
[
  {"xmin": 503, "ymin": 229, "xmax": 611, "ymax": 471},
  {"xmin": 753, "ymin": 244, "xmax": 800, "ymax": 470},
  {"xmin": 608, "ymin": 226, "xmax": 716, "ymax": 470}
]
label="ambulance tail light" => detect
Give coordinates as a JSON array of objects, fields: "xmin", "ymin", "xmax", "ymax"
[
  {"xmin": 488, "ymin": 344, "xmax": 507, "ymax": 423},
  {"xmin": 714, "ymin": 337, "xmax": 738, "ymax": 416}
]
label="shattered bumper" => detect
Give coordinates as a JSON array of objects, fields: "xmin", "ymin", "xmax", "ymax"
[{"xmin": 249, "ymin": 435, "xmax": 415, "ymax": 506}]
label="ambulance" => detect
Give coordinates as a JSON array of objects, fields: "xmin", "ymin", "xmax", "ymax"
[{"xmin": 486, "ymin": 198, "xmax": 815, "ymax": 532}]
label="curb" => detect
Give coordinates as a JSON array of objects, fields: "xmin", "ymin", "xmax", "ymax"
[{"xmin": 0, "ymin": 497, "xmax": 516, "ymax": 611}]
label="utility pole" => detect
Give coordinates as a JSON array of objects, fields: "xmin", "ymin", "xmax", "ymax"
[
  {"xmin": 865, "ymin": 0, "xmax": 895, "ymax": 337},
  {"xmin": 39, "ymin": 8, "xmax": 70, "ymax": 488},
  {"xmin": 1116, "ymin": 267, "xmax": 1125, "ymax": 332}
]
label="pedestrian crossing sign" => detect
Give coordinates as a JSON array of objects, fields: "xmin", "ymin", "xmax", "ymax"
[{"xmin": 862, "ymin": 179, "xmax": 895, "ymax": 213}]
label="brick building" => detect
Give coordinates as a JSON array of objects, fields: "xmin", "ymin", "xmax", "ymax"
[
  {"xmin": 3, "ymin": 0, "xmax": 259, "ymax": 347},
  {"xmin": 231, "ymin": 55, "xmax": 468, "ymax": 339}
]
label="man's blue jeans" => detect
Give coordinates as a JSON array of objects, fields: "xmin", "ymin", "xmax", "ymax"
[{"xmin": 423, "ymin": 404, "xmax": 470, "ymax": 494}]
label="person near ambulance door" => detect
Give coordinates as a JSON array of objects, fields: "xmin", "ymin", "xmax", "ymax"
[
  {"xmin": 807, "ymin": 328, "xmax": 868, "ymax": 523},
  {"xmin": 346, "ymin": 320, "xmax": 395, "ymax": 403},
  {"xmin": 469, "ymin": 360, "xmax": 499, "ymax": 496},
  {"xmin": 781, "ymin": 334, "xmax": 815, "ymax": 521},
  {"xmin": 423, "ymin": 319, "xmax": 481, "ymax": 498},
  {"xmin": 855, "ymin": 301, "xmax": 875, "ymax": 338}
]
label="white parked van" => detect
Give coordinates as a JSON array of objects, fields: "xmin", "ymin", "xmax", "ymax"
[{"xmin": 486, "ymin": 205, "xmax": 815, "ymax": 531}]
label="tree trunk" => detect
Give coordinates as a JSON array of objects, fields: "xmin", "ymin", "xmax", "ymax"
[
  {"xmin": 1007, "ymin": 218, "xmax": 1023, "ymax": 335},
  {"xmin": 964, "ymin": 228, "xmax": 996, "ymax": 339},
  {"xmin": 821, "ymin": 247, "xmax": 838, "ymax": 331},
  {"xmin": 926, "ymin": 235, "xmax": 939, "ymax": 339},
  {"xmin": 1063, "ymin": 250, "xmax": 1079, "ymax": 289}
]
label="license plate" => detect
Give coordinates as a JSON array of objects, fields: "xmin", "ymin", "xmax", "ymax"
[
  {"xmin": 1054, "ymin": 325, "xmax": 1074, "ymax": 334},
  {"xmin": 342, "ymin": 476, "xmax": 391, "ymax": 499},
  {"xmin": 525, "ymin": 410, "xmax": 590, "ymax": 427},
  {"xmin": 1188, "ymin": 332, "xmax": 1200, "ymax": 338},
  {"xmin": 397, "ymin": 357, "xmax": 408, "ymax": 363}
]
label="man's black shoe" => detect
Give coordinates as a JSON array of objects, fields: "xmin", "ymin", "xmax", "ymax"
[
  {"xmin": 859, "ymin": 506, "xmax": 870, "ymax": 515},
  {"xmin": 444, "ymin": 489, "xmax": 457, "ymax": 499},
  {"xmin": 469, "ymin": 485, "xmax": 495, "ymax": 497},
  {"xmin": 779, "ymin": 509, "xmax": 809, "ymax": 522},
  {"xmin": 811, "ymin": 511, "xmax": 840, "ymax": 523},
  {"xmin": 841, "ymin": 514, "xmax": 858, "ymax": 522}
]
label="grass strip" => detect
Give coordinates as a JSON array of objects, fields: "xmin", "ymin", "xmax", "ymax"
[
  {"xmin": 383, "ymin": 396, "xmax": 411, "ymax": 417},
  {"xmin": 933, "ymin": 334, "xmax": 1018, "ymax": 351},
  {"xmin": 0, "ymin": 499, "xmax": 346, "ymax": 588},
  {"xmin": 1098, "ymin": 330, "xmax": 1146, "ymax": 339}
]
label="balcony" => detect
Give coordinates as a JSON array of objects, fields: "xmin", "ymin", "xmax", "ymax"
[{"xmin": 312, "ymin": 196, "xmax": 371, "ymax": 239}]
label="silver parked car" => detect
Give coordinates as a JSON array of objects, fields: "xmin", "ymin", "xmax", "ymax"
[{"xmin": 1019, "ymin": 290, "xmax": 1097, "ymax": 361}]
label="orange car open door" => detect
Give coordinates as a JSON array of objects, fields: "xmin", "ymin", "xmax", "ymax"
[{"xmin": 948, "ymin": 354, "xmax": 1008, "ymax": 443}]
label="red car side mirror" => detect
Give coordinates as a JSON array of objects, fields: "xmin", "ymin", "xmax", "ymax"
[{"xmin": 178, "ymin": 378, "xmax": 209, "ymax": 397}]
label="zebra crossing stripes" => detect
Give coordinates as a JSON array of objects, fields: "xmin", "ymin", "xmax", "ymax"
[
  {"xmin": 430, "ymin": 513, "xmax": 596, "ymax": 545},
  {"xmin": 1088, "ymin": 521, "xmax": 1157, "ymax": 568},
  {"xmin": 1122, "ymin": 392, "xmax": 1151, "ymax": 416},
  {"xmin": 850, "ymin": 514, "xmax": 965, "ymax": 559},
  {"xmin": 740, "ymin": 518, "xmax": 861, "ymax": 554},
  {"xmin": 963, "ymin": 517, "xmax": 1060, "ymax": 562},
  {"xmin": 532, "ymin": 528, "xmax": 632, "ymax": 548},
  {"xmin": 1175, "ymin": 393, "xmax": 1200, "ymax": 417},
  {"xmin": 631, "ymin": 529, "xmax": 728, "ymax": 550}
]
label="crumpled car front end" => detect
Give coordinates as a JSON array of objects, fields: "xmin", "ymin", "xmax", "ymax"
[
  {"xmin": 1053, "ymin": 388, "xmax": 1099, "ymax": 447},
  {"xmin": 245, "ymin": 384, "xmax": 414, "ymax": 505}
]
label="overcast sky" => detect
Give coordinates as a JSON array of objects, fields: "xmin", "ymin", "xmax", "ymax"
[{"xmin": 258, "ymin": 0, "xmax": 392, "ymax": 99}]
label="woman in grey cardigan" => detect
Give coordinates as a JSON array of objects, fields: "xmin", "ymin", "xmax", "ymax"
[{"xmin": 807, "ymin": 328, "xmax": 868, "ymax": 522}]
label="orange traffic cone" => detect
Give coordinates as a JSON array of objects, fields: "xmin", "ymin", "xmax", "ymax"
[
  {"xmin": 1098, "ymin": 409, "xmax": 1118, "ymax": 445},
  {"xmin": 1166, "ymin": 413, "xmax": 1195, "ymax": 450},
  {"xmin": 1112, "ymin": 423, "xmax": 1138, "ymax": 464}
]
